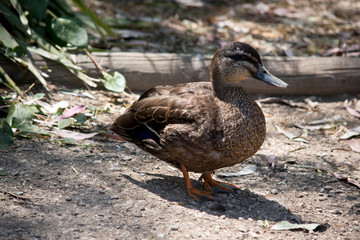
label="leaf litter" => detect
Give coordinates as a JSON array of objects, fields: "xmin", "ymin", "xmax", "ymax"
[
  {"xmin": 275, "ymin": 125, "xmax": 308, "ymax": 143},
  {"xmin": 217, "ymin": 165, "xmax": 257, "ymax": 177},
  {"xmin": 271, "ymin": 221, "xmax": 321, "ymax": 232}
]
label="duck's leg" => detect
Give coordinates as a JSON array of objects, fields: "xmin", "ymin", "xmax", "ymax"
[
  {"xmin": 200, "ymin": 171, "xmax": 240, "ymax": 192},
  {"xmin": 180, "ymin": 164, "xmax": 214, "ymax": 201}
]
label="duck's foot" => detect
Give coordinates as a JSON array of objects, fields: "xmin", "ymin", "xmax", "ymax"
[
  {"xmin": 200, "ymin": 171, "xmax": 240, "ymax": 193},
  {"xmin": 180, "ymin": 164, "xmax": 215, "ymax": 202}
]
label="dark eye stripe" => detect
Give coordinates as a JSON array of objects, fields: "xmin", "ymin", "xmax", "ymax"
[{"xmin": 228, "ymin": 54, "xmax": 258, "ymax": 69}]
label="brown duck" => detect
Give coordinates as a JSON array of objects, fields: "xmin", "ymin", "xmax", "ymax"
[{"xmin": 111, "ymin": 42, "xmax": 288, "ymax": 201}]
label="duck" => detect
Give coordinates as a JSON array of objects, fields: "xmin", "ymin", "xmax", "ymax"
[{"xmin": 111, "ymin": 41, "xmax": 288, "ymax": 201}]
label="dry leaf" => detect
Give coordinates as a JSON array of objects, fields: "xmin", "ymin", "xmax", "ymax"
[
  {"xmin": 294, "ymin": 123, "xmax": 334, "ymax": 131},
  {"xmin": 275, "ymin": 125, "xmax": 309, "ymax": 143},
  {"xmin": 49, "ymin": 105, "xmax": 86, "ymax": 124},
  {"xmin": 344, "ymin": 99, "xmax": 360, "ymax": 118},
  {"xmin": 309, "ymin": 115, "xmax": 341, "ymax": 125},
  {"xmin": 348, "ymin": 139, "xmax": 360, "ymax": 153},
  {"xmin": 340, "ymin": 126, "xmax": 360, "ymax": 139},
  {"xmin": 333, "ymin": 171, "xmax": 360, "ymax": 189},
  {"xmin": 257, "ymin": 97, "xmax": 306, "ymax": 109},
  {"xmin": 53, "ymin": 129, "xmax": 99, "ymax": 140},
  {"xmin": 217, "ymin": 165, "xmax": 257, "ymax": 177},
  {"xmin": 271, "ymin": 221, "xmax": 320, "ymax": 231}
]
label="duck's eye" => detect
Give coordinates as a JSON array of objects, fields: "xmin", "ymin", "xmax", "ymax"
[{"xmin": 263, "ymin": 70, "xmax": 267, "ymax": 74}]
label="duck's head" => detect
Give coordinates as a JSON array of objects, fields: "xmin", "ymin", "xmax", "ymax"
[{"xmin": 210, "ymin": 42, "xmax": 288, "ymax": 90}]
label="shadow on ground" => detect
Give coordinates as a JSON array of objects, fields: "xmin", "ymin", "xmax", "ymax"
[{"xmin": 122, "ymin": 173, "xmax": 302, "ymax": 223}]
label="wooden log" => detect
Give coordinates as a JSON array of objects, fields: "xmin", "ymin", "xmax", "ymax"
[{"xmin": 1, "ymin": 52, "xmax": 359, "ymax": 95}]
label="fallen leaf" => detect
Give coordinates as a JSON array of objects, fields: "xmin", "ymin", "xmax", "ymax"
[
  {"xmin": 348, "ymin": 139, "xmax": 360, "ymax": 153},
  {"xmin": 275, "ymin": 125, "xmax": 309, "ymax": 143},
  {"xmin": 271, "ymin": 221, "xmax": 320, "ymax": 231},
  {"xmin": 37, "ymin": 100, "xmax": 69, "ymax": 114},
  {"xmin": 294, "ymin": 123, "xmax": 334, "ymax": 131},
  {"xmin": 53, "ymin": 129, "xmax": 99, "ymax": 140},
  {"xmin": 217, "ymin": 165, "xmax": 257, "ymax": 177},
  {"xmin": 309, "ymin": 115, "xmax": 341, "ymax": 125},
  {"xmin": 57, "ymin": 118, "xmax": 73, "ymax": 130},
  {"xmin": 333, "ymin": 171, "xmax": 360, "ymax": 189},
  {"xmin": 257, "ymin": 97, "xmax": 306, "ymax": 109},
  {"xmin": 340, "ymin": 126, "xmax": 360, "ymax": 139},
  {"xmin": 49, "ymin": 105, "xmax": 86, "ymax": 124},
  {"xmin": 344, "ymin": 99, "xmax": 360, "ymax": 118}
]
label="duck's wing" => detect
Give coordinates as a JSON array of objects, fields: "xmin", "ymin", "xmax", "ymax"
[{"xmin": 111, "ymin": 82, "xmax": 213, "ymax": 145}]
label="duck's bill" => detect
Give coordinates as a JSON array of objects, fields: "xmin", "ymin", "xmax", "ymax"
[{"xmin": 253, "ymin": 64, "xmax": 288, "ymax": 88}]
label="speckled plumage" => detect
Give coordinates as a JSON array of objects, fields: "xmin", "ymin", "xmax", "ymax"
[{"xmin": 111, "ymin": 42, "xmax": 287, "ymax": 201}]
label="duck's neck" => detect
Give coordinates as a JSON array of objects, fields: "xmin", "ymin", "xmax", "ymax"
[{"xmin": 212, "ymin": 77, "xmax": 252, "ymax": 104}]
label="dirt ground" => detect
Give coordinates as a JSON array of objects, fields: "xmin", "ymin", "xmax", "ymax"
[{"xmin": 1, "ymin": 89, "xmax": 359, "ymax": 240}]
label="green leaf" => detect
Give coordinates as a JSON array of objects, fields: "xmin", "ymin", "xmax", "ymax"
[
  {"xmin": 11, "ymin": 52, "xmax": 49, "ymax": 90},
  {"xmin": 51, "ymin": 17, "xmax": 88, "ymax": 47},
  {"xmin": 0, "ymin": 65, "xmax": 23, "ymax": 95},
  {"xmin": 9, "ymin": 0, "xmax": 31, "ymax": 35},
  {"xmin": 12, "ymin": 117, "xmax": 49, "ymax": 135},
  {"xmin": 0, "ymin": 23, "xmax": 19, "ymax": 49},
  {"xmin": 6, "ymin": 102, "xmax": 37, "ymax": 126},
  {"xmin": 0, "ymin": 119, "xmax": 14, "ymax": 149},
  {"xmin": 101, "ymin": 71, "xmax": 126, "ymax": 93},
  {"xmin": 0, "ymin": 96, "xmax": 5, "ymax": 106},
  {"xmin": 58, "ymin": 118, "xmax": 73, "ymax": 129},
  {"xmin": 19, "ymin": 0, "xmax": 49, "ymax": 20},
  {"xmin": 75, "ymin": 113, "xmax": 87, "ymax": 123},
  {"xmin": 62, "ymin": 137, "xmax": 77, "ymax": 145},
  {"xmin": 0, "ymin": 2, "xmax": 28, "ymax": 35},
  {"xmin": 34, "ymin": 93, "xmax": 45, "ymax": 100},
  {"xmin": 0, "ymin": 169, "xmax": 6, "ymax": 176}
]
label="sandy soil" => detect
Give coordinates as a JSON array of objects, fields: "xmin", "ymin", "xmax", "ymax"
[{"xmin": 1, "ymin": 90, "xmax": 359, "ymax": 240}]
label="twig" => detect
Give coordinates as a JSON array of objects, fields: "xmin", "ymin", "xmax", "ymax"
[
  {"xmin": 71, "ymin": 166, "xmax": 79, "ymax": 175},
  {"xmin": 84, "ymin": 48, "xmax": 104, "ymax": 72},
  {"xmin": 1, "ymin": 190, "xmax": 31, "ymax": 201},
  {"xmin": 23, "ymin": 83, "xmax": 35, "ymax": 95}
]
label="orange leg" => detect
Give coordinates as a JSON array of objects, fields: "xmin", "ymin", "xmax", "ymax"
[
  {"xmin": 199, "ymin": 171, "xmax": 240, "ymax": 192},
  {"xmin": 180, "ymin": 164, "xmax": 214, "ymax": 201}
]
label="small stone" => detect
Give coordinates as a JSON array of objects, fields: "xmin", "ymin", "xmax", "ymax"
[
  {"xmin": 270, "ymin": 189, "xmax": 279, "ymax": 194},
  {"xmin": 157, "ymin": 233, "xmax": 165, "ymax": 238},
  {"xmin": 169, "ymin": 225, "xmax": 178, "ymax": 231},
  {"xmin": 323, "ymin": 186, "xmax": 333, "ymax": 191},
  {"xmin": 99, "ymin": 190, "xmax": 105, "ymax": 194},
  {"xmin": 319, "ymin": 196, "xmax": 327, "ymax": 201},
  {"xmin": 65, "ymin": 197, "xmax": 72, "ymax": 201},
  {"xmin": 122, "ymin": 156, "xmax": 132, "ymax": 161},
  {"xmin": 110, "ymin": 195, "xmax": 119, "ymax": 200},
  {"xmin": 17, "ymin": 192, "xmax": 24, "ymax": 195}
]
